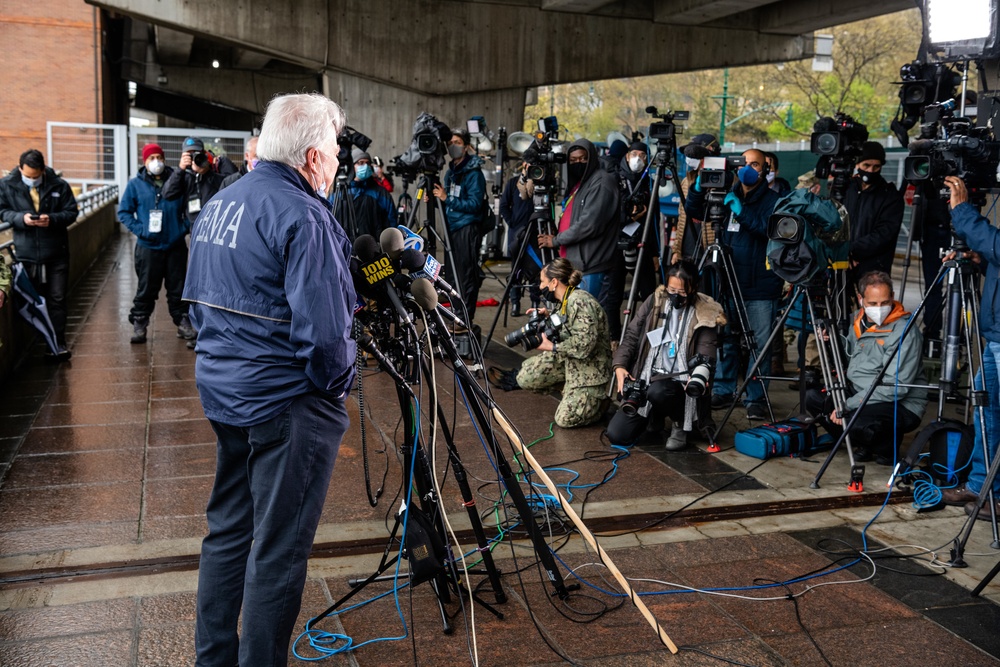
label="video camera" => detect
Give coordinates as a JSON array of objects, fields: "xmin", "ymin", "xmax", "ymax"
[
  {"xmin": 766, "ymin": 189, "xmax": 850, "ymax": 285},
  {"xmin": 393, "ymin": 112, "xmax": 453, "ymax": 178},
  {"xmin": 645, "ymin": 106, "xmax": 689, "ymax": 152},
  {"xmin": 811, "ymin": 113, "xmax": 868, "ymax": 202},
  {"xmin": 335, "ymin": 126, "xmax": 372, "ymax": 179},
  {"xmin": 891, "ymin": 60, "xmax": 963, "ymax": 148},
  {"xmin": 519, "ymin": 117, "xmax": 567, "ymax": 190},
  {"xmin": 903, "ymin": 101, "xmax": 1000, "ymax": 201},
  {"xmin": 504, "ymin": 309, "xmax": 564, "ymax": 351}
]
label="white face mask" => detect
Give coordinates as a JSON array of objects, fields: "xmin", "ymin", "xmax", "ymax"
[
  {"xmin": 147, "ymin": 159, "xmax": 164, "ymax": 176},
  {"xmin": 628, "ymin": 155, "xmax": 646, "ymax": 173},
  {"xmin": 766, "ymin": 172, "xmax": 776, "ymax": 184},
  {"xmin": 864, "ymin": 304, "xmax": 892, "ymax": 326},
  {"xmin": 685, "ymin": 157, "xmax": 701, "ymax": 171}
]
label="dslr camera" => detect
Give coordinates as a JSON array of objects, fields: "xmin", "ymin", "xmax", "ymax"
[
  {"xmin": 192, "ymin": 151, "xmax": 211, "ymax": 169},
  {"xmin": 620, "ymin": 378, "xmax": 648, "ymax": 417},
  {"xmin": 685, "ymin": 354, "xmax": 714, "ymax": 398},
  {"xmin": 504, "ymin": 310, "xmax": 564, "ymax": 351}
]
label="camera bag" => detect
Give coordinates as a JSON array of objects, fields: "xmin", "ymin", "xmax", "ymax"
[{"xmin": 734, "ymin": 418, "xmax": 832, "ymax": 460}]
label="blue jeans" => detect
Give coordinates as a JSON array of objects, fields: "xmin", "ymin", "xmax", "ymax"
[
  {"xmin": 966, "ymin": 341, "xmax": 1000, "ymax": 496},
  {"xmin": 714, "ymin": 299, "xmax": 777, "ymax": 406},
  {"xmin": 195, "ymin": 392, "xmax": 348, "ymax": 667}
]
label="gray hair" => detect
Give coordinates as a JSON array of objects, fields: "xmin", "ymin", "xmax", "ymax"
[{"xmin": 256, "ymin": 93, "xmax": 346, "ymax": 168}]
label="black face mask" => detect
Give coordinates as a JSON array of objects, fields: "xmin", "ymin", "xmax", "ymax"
[
  {"xmin": 667, "ymin": 292, "xmax": 688, "ymax": 310},
  {"xmin": 567, "ymin": 162, "xmax": 587, "ymax": 186},
  {"xmin": 857, "ymin": 169, "xmax": 883, "ymax": 187}
]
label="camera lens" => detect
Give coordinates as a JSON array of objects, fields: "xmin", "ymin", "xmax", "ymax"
[
  {"xmin": 193, "ymin": 152, "xmax": 209, "ymax": 168},
  {"xmin": 814, "ymin": 133, "xmax": 838, "ymax": 155},
  {"xmin": 773, "ymin": 216, "xmax": 801, "ymax": 241}
]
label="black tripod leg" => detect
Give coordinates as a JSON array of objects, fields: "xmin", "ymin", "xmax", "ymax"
[{"xmin": 482, "ymin": 220, "xmax": 539, "ymax": 355}]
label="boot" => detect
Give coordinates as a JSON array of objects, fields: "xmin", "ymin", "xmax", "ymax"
[
  {"xmin": 665, "ymin": 427, "xmax": 688, "ymax": 451},
  {"xmin": 177, "ymin": 315, "xmax": 197, "ymax": 340},
  {"xmin": 510, "ymin": 285, "xmax": 523, "ymax": 317},
  {"xmin": 131, "ymin": 318, "xmax": 148, "ymax": 344}
]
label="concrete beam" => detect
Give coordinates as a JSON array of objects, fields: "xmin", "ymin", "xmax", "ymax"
[
  {"xmin": 542, "ymin": 0, "xmax": 617, "ymax": 12},
  {"xmin": 150, "ymin": 65, "xmax": 320, "ymax": 117},
  {"xmin": 654, "ymin": 0, "xmax": 779, "ymax": 26},
  {"xmin": 154, "ymin": 25, "xmax": 193, "ymax": 65},
  {"xmin": 751, "ymin": 0, "xmax": 915, "ymax": 35},
  {"xmin": 234, "ymin": 49, "xmax": 272, "ymax": 70},
  {"xmin": 89, "ymin": 0, "xmax": 808, "ymax": 94}
]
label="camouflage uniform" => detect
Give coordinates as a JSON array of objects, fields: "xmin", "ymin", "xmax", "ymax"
[{"xmin": 516, "ymin": 286, "xmax": 612, "ymax": 428}]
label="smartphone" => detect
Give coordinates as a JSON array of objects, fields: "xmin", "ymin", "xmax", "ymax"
[{"xmin": 29, "ymin": 214, "xmax": 40, "ymax": 220}]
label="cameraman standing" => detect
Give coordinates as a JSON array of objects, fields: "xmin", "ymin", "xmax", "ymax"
[
  {"xmin": 939, "ymin": 176, "xmax": 1000, "ymax": 516},
  {"xmin": 163, "ymin": 137, "xmax": 224, "ymax": 342},
  {"xmin": 432, "ymin": 128, "xmax": 486, "ymax": 323},
  {"xmin": 844, "ymin": 142, "xmax": 904, "ymax": 290},
  {"xmin": 685, "ymin": 148, "xmax": 783, "ymax": 420}
]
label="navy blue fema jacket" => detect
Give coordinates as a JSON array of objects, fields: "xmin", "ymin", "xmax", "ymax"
[
  {"xmin": 952, "ymin": 202, "xmax": 1000, "ymax": 343},
  {"xmin": 443, "ymin": 154, "xmax": 486, "ymax": 232},
  {"xmin": 685, "ymin": 178, "xmax": 784, "ymax": 301},
  {"xmin": 182, "ymin": 160, "xmax": 356, "ymax": 427},
  {"xmin": 118, "ymin": 166, "xmax": 188, "ymax": 251}
]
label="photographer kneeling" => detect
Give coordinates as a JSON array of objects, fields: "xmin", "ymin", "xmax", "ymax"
[
  {"xmin": 607, "ymin": 260, "xmax": 726, "ymax": 450},
  {"xmin": 489, "ymin": 258, "xmax": 612, "ymax": 428},
  {"xmin": 805, "ymin": 270, "xmax": 927, "ymax": 464}
]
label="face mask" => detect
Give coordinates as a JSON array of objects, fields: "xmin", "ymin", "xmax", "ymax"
[
  {"xmin": 857, "ymin": 169, "xmax": 883, "ymax": 186},
  {"xmin": 766, "ymin": 172, "xmax": 776, "ymax": 184},
  {"xmin": 628, "ymin": 155, "xmax": 646, "ymax": 173},
  {"xmin": 313, "ymin": 152, "xmax": 329, "ymax": 197},
  {"xmin": 864, "ymin": 304, "xmax": 892, "ymax": 326},
  {"xmin": 737, "ymin": 165, "xmax": 760, "ymax": 187},
  {"xmin": 539, "ymin": 285, "xmax": 556, "ymax": 303},
  {"xmin": 567, "ymin": 162, "xmax": 587, "ymax": 184},
  {"xmin": 355, "ymin": 164, "xmax": 373, "ymax": 180},
  {"xmin": 667, "ymin": 292, "xmax": 688, "ymax": 310},
  {"xmin": 249, "ymin": 158, "xmax": 259, "ymax": 171},
  {"xmin": 448, "ymin": 144, "xmax": 466, "ymax": 160},
  {"xmin": 146, "ymin": 160, "xmax": 164, "ymax": 176},
  {"xmin": 685, "ymin": 157, "xmax": 701, "ymax": 171},
  {"xmin": 21, "ymin": 173, "xmax": 42, "ymax": 188}
]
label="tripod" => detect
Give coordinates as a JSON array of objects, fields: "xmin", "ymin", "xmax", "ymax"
[
  {"xmin": 313, "ymin": 319, "xmax": 506, "ymax": 633},
  {"xmin": 404, "ymin": 172, "xmax": 465, "ymax": 304},
  {"xmin": 481, "ymin": 183, "xmax": 558, "ymax": 355},
  {"xmin": 330, "ymin": 172, "xmax": 359, "ymax": 242},
  {"xmin": 697, "ymin": 206, "xmax": 777, "ymax": 429},
  {"xmin": 618, "ymin": 144, "xmax": 683, "ymax": 338}
]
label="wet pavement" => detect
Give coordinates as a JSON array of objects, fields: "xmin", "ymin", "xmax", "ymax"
[{"xmin": 2, "ymin": 231, "xmax": 1000, "ymax": 666}]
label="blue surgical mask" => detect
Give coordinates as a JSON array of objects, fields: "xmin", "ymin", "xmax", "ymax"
[
  {"xmin": 21, "ymin": 174, "xmax": 42, "ymax": 188},
  {"xmin": 355, "ymin": 164, "xmax": 373, "ymax": 181},
  {"xmin": 737, "ymin": 165, "xmax": 760, "ymax": 187}
]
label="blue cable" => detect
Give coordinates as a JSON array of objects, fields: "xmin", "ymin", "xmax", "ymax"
[{"xmin": 292, "ymin": 401, "xmax": 423, "ymax": 660}]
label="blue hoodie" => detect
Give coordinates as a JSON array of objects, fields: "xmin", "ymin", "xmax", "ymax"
[{"xmin": 951, "ymin": 202, "xmax": 1000, "ymax": 343}]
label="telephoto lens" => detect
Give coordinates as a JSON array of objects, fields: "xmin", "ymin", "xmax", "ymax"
[
  {"xmin": 193, "ymin": 151, "xmax": 210, "ymax": 168},
  {"xmin": 685, "ymin": 364, "xmax": 712, "ymax": 397}
]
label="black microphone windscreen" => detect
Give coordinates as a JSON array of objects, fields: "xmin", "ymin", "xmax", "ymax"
[
  {"xmin": 379, "ymin": 227, "xmax": 405, "ymax": 260},
  {"xmin": 400, "ymin": 248, "xmax": 426, "ymax": 272},
  {"xmin": 410, "ymin": 278, "xmax": 439, "ymax": 311},
  {"xmin": 353, "ymin": 234, "xmax": 380, "ymax": 262}
]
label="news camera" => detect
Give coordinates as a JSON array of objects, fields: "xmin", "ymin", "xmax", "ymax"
[
  {"xmin": 645, "ymin": 106, "xmax": 689, "ymax": 153},
  {"xmin": 335, "ymin": 126, "xmax": 372, "ymax": 180},
  {"xmin": 518, "ymin": 117, "xmax": 567, "ymax": 190},
  {"xmin": 811, "ymin": 113, "xmax": 868, "ymax": 202},
  {"xmin": 394, "ymin": 112, "xmax": 453, "ymax": 178}
]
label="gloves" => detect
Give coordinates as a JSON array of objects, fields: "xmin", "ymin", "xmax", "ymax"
[
  {"xmin": 723, "ymin": 192, "xmax": 743, "ymax": 217},
  {"xmin": 693, "ymin": 173, "xmax": 702, "ymax": 193}
]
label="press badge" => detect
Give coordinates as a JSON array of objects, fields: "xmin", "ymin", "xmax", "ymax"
[
  {"xmin": 188, "ymin": 197, "xmax": 202, "ymax": 215},
  {"xmin": 149, "ymin": 209, "xmax": 163, "ymax": 233},
  {"xmin": 727, "ymin": 218, "xmax": 741, "ymax": 233},
  {"xmin": 449, "ymin": 184, "xmax": 461, "ymax": 198},
  {"xmin": 646, "ymin": 327, "xmax": 665, "ymax": 347}
]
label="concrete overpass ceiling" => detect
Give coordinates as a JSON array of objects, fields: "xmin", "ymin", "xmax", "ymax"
[
  {"xmin": 153, "ymin": 25, "xmax": 193, "ymax": 65},
  {"xmin": 654, "ymin": 0, "xmax": 781, "ymax": 26},
  {"xmin": 542, "ymin": 0, "xmax": 618, "ymax": 11}
]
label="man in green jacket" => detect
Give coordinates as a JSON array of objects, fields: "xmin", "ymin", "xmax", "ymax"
[{"xmin": 806, "ymin": 270, "xmax": 927, "ymax": 464}]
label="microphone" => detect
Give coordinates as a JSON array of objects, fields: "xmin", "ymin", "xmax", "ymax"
[
  {"xmin": 400, "ymin": 248, "xmax": 460, "ymax": 299},
  {"xmin": 353, "ymin": 329, "xmax": 411, "ymax": 391},
  {"xmin": 352, "ymin": 234, "xmax": 413, "ymax": 326},
  {"xmin": 397, "ymin": 225, "xmax": 424, "ymax": 252},
  {"xmin": 379, "ymin": 227, "xmax": 405, "ymax": 261},
  {"xmin": 410, "ymin": 277, "xmax": 439, "ymax": 312}
]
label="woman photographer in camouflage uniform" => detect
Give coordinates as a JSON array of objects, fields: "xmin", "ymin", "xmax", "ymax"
[{"xmin": 503, "ymin": 257, "xmax": 612, "ymax": 428}]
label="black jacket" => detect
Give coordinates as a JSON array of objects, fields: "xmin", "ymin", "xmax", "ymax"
[
  {"xmin": 499, "ymin": 175, "xmax": 533, "ymax": 256},
  {"xmin": 553, "ymin": 139, "xmax": 620, "ymax": 274},
  {"xmin": 844, "ymin": 176, "xmax": 904, "ymax": 279},
  {"xmin": 0, "ymin": 167, "xmax": 79, "ymax": 263},
  {"xmin": 616, "ymin": 156, "xmax": 652, "ymax": 233},
  {"xmin": 162, "ymin": 167, "xmax": 224, "ymax": 225}
]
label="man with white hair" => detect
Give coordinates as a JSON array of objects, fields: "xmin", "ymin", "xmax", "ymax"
[{"xmin": 183, "ymin": 93, "xmax": 356, "ymax": 666}]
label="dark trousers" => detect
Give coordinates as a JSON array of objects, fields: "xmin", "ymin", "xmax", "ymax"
[
  {"xmin": 445, "ymin": 224, "xmax": 482, "ymax": 323},
  {"xmin": 920, "ymin": 224, "xmax": 951, "ymax": 341},
  {"xmin": 130, "ymin": 240, "xmax": 188, "ymax": 325},
  {"xmin": 24, "ymin": 258, "xmax": 69, "ymax": 345},
  {"xmin": 607, "ymin": 378, "xmax": 685, "ymax": 444},
  {"xmin": 805, "ymin": 388, "xmax": 922, "ymax": 458},
  {"xmin": 195, "ymin": 392, "xmax": 348, "ymax": 667},
  {"xmin": 603, "ymin": 248, "xmax": 657, "ymax": 341}
]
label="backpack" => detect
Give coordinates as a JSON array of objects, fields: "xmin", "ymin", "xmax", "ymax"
[{"xmin": 901, "ymin": 419, "xmax": 974, "ymax": 486}]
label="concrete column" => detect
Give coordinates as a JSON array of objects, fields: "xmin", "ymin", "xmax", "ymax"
[{"xmin": 327, "ymin": 71, "xmax": 526, "ymax": 165}]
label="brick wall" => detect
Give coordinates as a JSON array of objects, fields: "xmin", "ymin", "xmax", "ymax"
[{"xmin": 0, "ymin": 1, "xmax": 102, "ymax": 170}]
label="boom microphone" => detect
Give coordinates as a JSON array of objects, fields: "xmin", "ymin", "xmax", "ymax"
[{"xmin": 400, "ymin": 248, "xmax": 460, "ymax": 299}]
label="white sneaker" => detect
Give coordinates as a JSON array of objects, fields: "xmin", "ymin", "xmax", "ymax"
[{"xmin": 665, "ymin": 427, "xmax": 688, "ymax": 451}]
